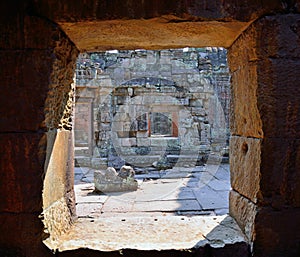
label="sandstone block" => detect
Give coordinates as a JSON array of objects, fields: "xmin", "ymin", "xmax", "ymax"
[
  {"xmin": 0, "ymin": 4, "xmax": 25, "ymax": 49},
  {"xmin": 118, "ymin": 165, "xmax": 135, "ymax": 179},
  {"xmin": 228, "ymin": 24, "xmax": 257, "ymax": 72},
  {"xmin": 257, "ymin": 94, "xmax": 300, "ymax": 139},
  {"xmin": 0, "ymin": 50, "xmax": 52, "ymax": 132},
  {"xmin": 0, "ymin": 133, "xmax": 45, "ymax": 213},
  {"xmin": 137, "ymin": 138, "xmax": 150, "ymax": 147},
  {"xmin": 230, "ymin": 136, "xmax": 262, "ymax": 203},
  {"xmin": 121, "ymin": 138, "xmax": 137, "ymax": 147},
  {"xmin": 229, "ymin": 64, "xmax": 263, "ymax": 138},
  {"xmin": 43, "ymin": 130, "xmax": 74, "ymax": 209},
  {"xmin": 150, "ymin": 138, "xmax": 168, "ymax": 147},
  {"xmin": 229, "ymin": 190, "xmax": 257, "ymax": 241},
  {"xmin": 256, "ymin": 14, "xmax": 300, "ymax": 59},
  {"xmin": 260, "ymin": 138, "xmax": 300, "ymax": 208},
  {"xmin": 0, "ymin": 213, "xmax": 48, "ymax": 257},
  {"xmin": 136, "ymin": 131, "xmax": 148, "ymax": 138},
  {"xmin": 257, "ymin": 59, "xmax": 300, "ymax": 138},
  {"xmin": 253, "ymin": 207, "xmax": 300, "ymax": 257},
  {"xmin": 94, "ymin": 167, "xmax": 138, "ymax": 193}
]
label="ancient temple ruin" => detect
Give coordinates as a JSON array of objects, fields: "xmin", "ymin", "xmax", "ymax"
[
  {"xmin": 2, "ymin": 1, "xmax": 300, "ymax": 256},
  {"xmin": 74, "ymin": 48, "xmax": 230, "ymax": 171}
]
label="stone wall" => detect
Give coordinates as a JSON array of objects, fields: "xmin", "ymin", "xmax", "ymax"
[
  {"xmin": 1, "ymin": 1, "xmax": 300, "ymax": 257},
  {"xmin": 0, "ymin": 5, "xmax": 79, "ymax": 256},
  {"xmin": 228, "ymin": 14, "xmax": 300, "ymax": 257},
  {"xmin": 74, "ymin": 48, "xmax": 230, "ymax": 170}
]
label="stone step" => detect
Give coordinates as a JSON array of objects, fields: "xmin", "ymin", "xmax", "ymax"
[
  {"xmin": 120, "ymin": 154, "xmax": 206, "ymax": 168},
  {"xmin": 75, "ymin": 156, "xmax": 91, "ymax": 167},
  {"xmin": 75, "ymin": 146, "xmax": 90, "ymax": 156},
  {"xmin": 117, "ymin": 147, "xmax": 211, "ymax": 155}
]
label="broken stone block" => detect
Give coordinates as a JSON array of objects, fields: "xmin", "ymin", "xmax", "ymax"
[
  {"xmin": 94, "ymin": 166, "xmax": 138, "ymax": 193},
  {"xmin": 118, "ymin": 165, "xmax": 135, "ymax": 179}
]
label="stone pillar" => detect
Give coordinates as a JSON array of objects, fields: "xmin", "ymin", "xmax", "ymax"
[
  {"xmin": 0, "ymin": 4, "xmax": 78, "ymax": 256},
  {"xmin": 228, "ymin": 14, "xmax": 300, "ymax": 257}
]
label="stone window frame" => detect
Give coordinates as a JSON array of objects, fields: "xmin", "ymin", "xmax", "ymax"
[
  {"xmin": 149, "ymin": 111, "xmax": 178, "ymax": 138},
  {"xmin": 41, "ymin": 14, "xmax": 273, "ymax": 255},
  {"xmin": 43, "ymin": 48, "xmax": 233, "ymax": 253}
]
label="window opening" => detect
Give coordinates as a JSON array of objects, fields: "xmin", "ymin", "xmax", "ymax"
[
  {"xmin": 150, "ymin": 112, "xmax": 173, "ymax": 137},
  {"xmin": 73, "ymin": 47, "xmax": 231, "ymax": 221}
]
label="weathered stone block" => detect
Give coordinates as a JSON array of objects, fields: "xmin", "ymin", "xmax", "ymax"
[
  {"xmin": 146, "ymin": 51, "xmax": 157, "ymax": 64},
  {"xmin": 229, "ymin": 63, "xmax": 263, "ymax": 138},
  {"xmin": 190, "ymin": 99, "xmax": 204, "ymax": 107},
  {"xmin": 230, "ymin": 136, "xmax": 261, "ymax": 203},
  {"xmin": 137, "ymin": 138, "xmax": 150, "ymax": 147},
  {"xmin": 136, "ymin": 131, "xmax": 148, "ymax": 138},
  {"xmin": 229, "ymin": 190, "xmax": 257, "ymax": 242},
  {"xmin": 228, "ymin": 24, "xmax": 257, "ymax": 72},
  {"xmin": 257, "ymin": 94, "xmax": 300, "ymax": 139},
  {"xmin": 229, "ymin": 15, "xmax": 300, "ymax": 140},
  {"xmin": 0, "ymin": 2, "xmax": 25, "ymax": 49},
  {"xmin": 0, "ymin": 133, "xmax": 45, "ymax": 213},
  {"xmin": 256, "ymin": 14, "xmax": 300, "ymax": 59},
  {"xmin": 253, "ymin": 207, "xmax": 300, "ymax": 257},
  {"xmin": 191, "ymin": 107, "xmax": 206, "ymax": 116},
  {"xmin": 0, "ymin": 213, "xmax": 49, "ymax": 257},
  {"xmin": 99, "ymin": 77, "xmax": 113, "ymax": 88},
  {"xmin": 24, "ymin": 16, "xmax": 64, "ymax": 50},
  {"xmin": 43, "ymin": 197, "xmax": 74, "ymax": 241},
  {"xmin": 258, "ymin": 58, "xmax": 300, "ymax": 97},
  {"xmin": 91, "ymin": 158, "xmax": 102, "ymax": 169},
  {"xmin": 160, "ymin": 64, "xmax": 172, "ymax": 72},
  {"xmin": 43, "ymin": 130, "xmax": 74, "ymax": 209},
  {"xmin": 260, "ymin": 138, "xmax": 300, "ymax": 208},
  {"xmin": 257, "ymin": 59, "xmax": 300, "ymax": 138},
  {"xmin": 121, "ymin": 138, "xmax": 137, "ymax": 147},
  {"xmin": 0, "ymin": 50, "xmax": 51, "ymax": 132},
  {"xmin": 94, "ymin": 167, "xmax": 138, "ymax": 193},
  {"xmin": 118, "ymin": 165, "xmax": 135, "ymax": 179}
]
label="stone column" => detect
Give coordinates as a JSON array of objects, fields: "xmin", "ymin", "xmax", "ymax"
[
  {"xmin": 0, "ymin": 4, "xmax": 78, "ymax": 256},
  {"xmin": 228, "ymin": 14, "xmax": 300, "ymax": 257}
]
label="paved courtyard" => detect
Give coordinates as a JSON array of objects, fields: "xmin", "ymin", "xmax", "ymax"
[
  {"xmin": 44, "ymin": 164, "xmax": 239, "ymax": 252},
  {"xmin": 74, "ymin": 164, "xmax": 231, "ymax": 218}
]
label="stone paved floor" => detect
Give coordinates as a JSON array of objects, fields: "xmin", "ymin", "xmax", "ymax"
[
  {"xmin": 45, "ymin": 165, "xmax": 243, "ymax": 252},
  {"xmin": 74, "ymin": 164, "xmax": 230, "ymax": 218}
]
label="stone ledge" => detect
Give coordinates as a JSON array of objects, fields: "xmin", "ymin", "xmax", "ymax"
[{"xmin": 44, "ymin": 215, "xmax": 249, "ymax": 254}]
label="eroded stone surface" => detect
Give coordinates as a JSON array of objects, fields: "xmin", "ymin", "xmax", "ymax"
[
  {"xmin": 59, "ymin": 19, "xmax": 249, "ymax": 51},
  {"xmin": 94, "ymin": 167, "xmax": 138, "ymax": 193},
  {"xmin": 44, "ymin": 215, "xmax": 247, "ymax": 252},
  {"xmin": 230, "ymin": 136, "xmax": 261, "ymax": 203},
  {"xmin": 228, "ymin": 25, "xmax": 263, "ymax": 138},
  {"xmin": 229, "ymin": 191, "xmax": 257, "ymax": 242}
]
